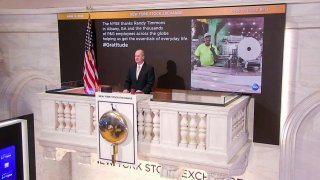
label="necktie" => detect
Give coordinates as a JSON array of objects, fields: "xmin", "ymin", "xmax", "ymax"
[{"xmin": 136, "ymin": 65, "xmax": 141, "ymax": 80}]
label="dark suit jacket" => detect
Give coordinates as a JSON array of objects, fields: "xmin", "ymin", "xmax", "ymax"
[{"xmin": 124, "ymin": 62, "xmax": 155, "ymax": 94}]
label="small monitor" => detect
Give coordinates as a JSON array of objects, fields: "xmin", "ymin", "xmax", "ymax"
[
  {"xmin": 0, "ymin": 145, "xmax": 17, "ymax": 179},
  {"xmin": 0, "ymin": 119, "xmax": 29, "ymax": 180}
]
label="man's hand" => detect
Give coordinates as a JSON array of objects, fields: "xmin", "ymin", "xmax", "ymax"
[
  {"xmin": 136, "ymin": 90, "xmax": 143, "ymax": 93},
  {"xmin": 123, "ymin": 89, "xmax": 129, "ymax": 93}
]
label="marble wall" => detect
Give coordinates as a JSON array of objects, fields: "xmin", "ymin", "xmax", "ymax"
[
  {"xmin": 0, "ymin": 1, "xmax": 320, "ymax": 179},
  {"xmin": 294, "ymin": 107, "xmax": 320, "ymax": 180},
  {"xmin": 0, "ymin": 14, "xmax": 60, "ymax": 120}
]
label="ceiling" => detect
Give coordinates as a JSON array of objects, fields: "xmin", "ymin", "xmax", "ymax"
[
  {"xmin": 0, "ymin": 0, "xmax": 307, "ymax": 10},
  {"xmin": 0, "ymin": 0, "xmax": 171, "ymax": 9}
]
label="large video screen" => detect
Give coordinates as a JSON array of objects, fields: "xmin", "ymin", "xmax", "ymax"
[{"xmin": 58, "ymin": 4, "xmax": 286, "ymax": 94}]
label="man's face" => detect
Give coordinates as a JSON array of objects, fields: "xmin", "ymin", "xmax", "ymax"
[
  {"xmin": 204, "ymin": 36, "xmax": 211, "ymax": 46},
  {"xmin": 135, "ymin": 50, "xmax": 145, "ymax": 65}
]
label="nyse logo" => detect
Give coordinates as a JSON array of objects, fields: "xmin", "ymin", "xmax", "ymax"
[{"xmin": 251, "ymin": 83, "xmax": 259, "ymax": 91}]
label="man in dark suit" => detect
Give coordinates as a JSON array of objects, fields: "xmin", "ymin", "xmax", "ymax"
[{"xmin": 123, "ymin": 49, "xmax": 155, "ymax": 94}]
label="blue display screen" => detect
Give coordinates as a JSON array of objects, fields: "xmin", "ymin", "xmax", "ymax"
[{"xmin": 0, "ymin": 145, "xmax": 16, "ymax": 180}]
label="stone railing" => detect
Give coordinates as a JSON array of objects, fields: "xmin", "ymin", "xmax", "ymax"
[
  {"xmin": 38, "ymin": 92, "xmax": 97, "ymax": 164},
  {"xmin": 136, "ymin": 97, "xmax": 250, "ymax": 179},
  {"xmin": 38, "ymin": 91, "xmax": 251, "ymax": 180}
]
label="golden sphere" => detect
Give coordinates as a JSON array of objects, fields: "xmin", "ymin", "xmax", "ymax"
[{"xmin": 99, "ymin": 110, "xmax": 128, "ymax": 144}]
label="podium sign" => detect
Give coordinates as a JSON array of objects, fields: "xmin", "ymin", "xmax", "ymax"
[{"xmin": 96, "ymin": 92, "xmax": 150, "ymax": 165}]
